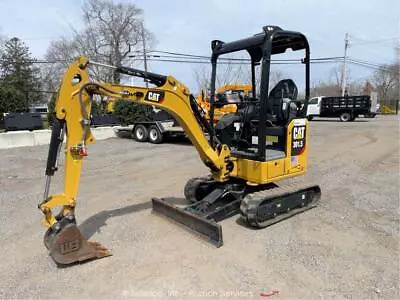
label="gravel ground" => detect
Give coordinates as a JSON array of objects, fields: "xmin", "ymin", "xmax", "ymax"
[{"xmin": 0, "ymin": 115, "xmax": 399, "ymax": 299}]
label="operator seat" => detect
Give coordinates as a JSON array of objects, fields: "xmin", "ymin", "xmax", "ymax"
[
  {"xmin": 214, "ymin": 79, "xmax": 299, "ymax": 149},
  {"xmin": 267, "ymin": 79, "xmax": 298, "ymax": 125}
]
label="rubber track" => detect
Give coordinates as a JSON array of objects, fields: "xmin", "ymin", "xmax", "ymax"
[{"xmin": 240, "ymin": 181, "xmax": 321, "ymax": 228}]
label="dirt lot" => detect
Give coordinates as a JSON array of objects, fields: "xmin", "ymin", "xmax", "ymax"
[{"xmin": 0, "ymin": 115, "xmax": 399, "ymax": 299}]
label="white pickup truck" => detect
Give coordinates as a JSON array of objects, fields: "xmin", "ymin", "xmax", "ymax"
[{"xmin": 306, "ymin": 95, "xmax": 377, "ymax": 122}]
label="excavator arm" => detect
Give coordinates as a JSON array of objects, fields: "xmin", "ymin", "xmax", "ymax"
[{"xmin": 38, "ymin": 56, "xmax": 233, "ymax": 265}]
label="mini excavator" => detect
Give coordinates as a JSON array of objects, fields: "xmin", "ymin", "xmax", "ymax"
[
  {"xmin": 38, "ymin": 25, "xmax": 321, "ymax": 266},
  {"xmin": 196, "ymin": 83, "xmax": 253, "ymax": 123}
]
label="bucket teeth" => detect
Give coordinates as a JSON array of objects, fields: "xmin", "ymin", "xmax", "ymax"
[
  {"xmin": 45, "ymin": 222, "xmax": 112, "ymax": 266},
  {"xmin": 87, "ymin": 241, "xmax": 112, "ymax": 257}
]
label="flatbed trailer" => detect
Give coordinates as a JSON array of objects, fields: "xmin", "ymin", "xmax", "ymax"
[{"xmin": 127, "ymin": 110, "xmax": 185, "ymax": 144}]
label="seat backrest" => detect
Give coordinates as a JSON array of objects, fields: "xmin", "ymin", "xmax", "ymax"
[
  {"xmin": 239, "ymin": 102, "xmax": 258, "ymax": 123},
  {"xmin": 268, "ymin": 79, "xmax": 298, "ymax": 123}
]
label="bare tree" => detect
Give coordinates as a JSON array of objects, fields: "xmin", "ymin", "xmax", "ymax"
[
  {"xmin": 193, "ymin": 65, "xmax": 210, "ymax": 94},
  {"xmin": 80, "ymin": 0, "xmax": 155, "ymax": 83},
  {"xmin": 41, "ymin": 38, "xmax": 77, "ymax": 93},
  {"xmin": 371, "ymin": 64, "xmax": 399, "ymax": 103},
  {"xmin": 193, "ymin": 61, "xmax": 290, "ymax": 98},
  {"xmin": 347, "ymin": 80, "xmax": 365, "ymax": 95},
  {"xmin": 329, "ymin": 66, "xmax": 342, "ymax": 95},
  {"xmin": 311, "ymin": 66, "xmax": 360, "ymax": 97},
  {"xmin": 215, "ymin": 61, "xmax": 249, "ymax": 88},
  {"xmin": 311, "ymin": 82, "xmax": 339, "ymax": 97},
  {"xmin": 192, "ymin": 62, "xmax": 247, "ymax": 94},
  {"xmin": 311, "ymin": 76, "xmax": 370, "ymax": 98},
  {"xmin": 42, "ymin": 0, "xmax": 155, "ymax": 95},
  {"xmin": 269, "ymin": 70, "xmax": 284, "ymax": 87}
]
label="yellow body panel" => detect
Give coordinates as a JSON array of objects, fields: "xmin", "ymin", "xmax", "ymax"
[{"xmin": 230, "ymin": 118, "xmax": 309, "ymax": 184}]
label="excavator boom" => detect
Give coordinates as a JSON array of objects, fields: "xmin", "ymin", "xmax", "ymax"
[{"xmin": 39, "ymin": 57, "xmax": 233, "ymax": 265}]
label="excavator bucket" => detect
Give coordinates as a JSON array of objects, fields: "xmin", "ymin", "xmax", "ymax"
[
  {"xmin": 152, "ymin": 197, "xmax": 224, "ymax": 247},
  {"xmin": 44, "ymin": 223, "xmax": 112, "ymax": 266}
]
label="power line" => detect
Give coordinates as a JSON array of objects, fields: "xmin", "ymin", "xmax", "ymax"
[
  {"xmin": 144, "ymin": 58, "xmax": 344, "ymax": 65},
  {"xmin": 347, "ymin": 59, "xmax": 392, "ymax": 71},
  {"xmin": 147, "ymin": 50, "xmax": 210, "ymax": 59},
  {"xmin": 133, "ymin": 54, "xmax": 344, "ymax": 62},
  {"xmin": 0, "ymin": 58, "xmax": 71, "ymax": 64},
  {"xmin": 349, "ymin": 58, "xmax": 390, "ymax": 68},
  {"xmin": 0, "ymin": 56, "xmax": 344, "ymax": 65},
  {"xmin": 0, "ymin": 50, "xmax": 393, "ymax": 71},
  {"xmin": 134, "ymin": 50, "xmax": 344, "ymax": 62},
  {"xmin": 0, "ymin": 57, "xmax": 390, "ymax": 69},
  {"xmin": 348, "ymin": 34, "xmax": 398, "ymax": 47}
]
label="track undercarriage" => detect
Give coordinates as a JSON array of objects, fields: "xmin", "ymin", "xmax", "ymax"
[{"xmin": 152, "ymin": 176, "xmax": 321, "ymax": 246}]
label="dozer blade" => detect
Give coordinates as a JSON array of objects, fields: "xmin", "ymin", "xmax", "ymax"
[
  {"xmin": 151, "ymin": 197, "xmax": 223, "ymax": 247},
  {"xmin": 45, "ymin": 223, "xmax": 112, "ymax": 266}
]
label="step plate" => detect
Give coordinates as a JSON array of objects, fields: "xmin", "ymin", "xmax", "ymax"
[{"xmin": 151, "ymin": 197, "xmax": 223, "ymax": 247}]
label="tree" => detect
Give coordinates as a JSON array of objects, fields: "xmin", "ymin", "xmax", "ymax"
[
  {"xmin": 311, "ymin": 80, "xmax": 364, "ymax": 97},
  {"xmin": 112, "ymin": 99, "xmax": 152, "ymax": 125},
  {"xmin": 41, "ymin": 38, "xmax": 76, "ymax": 97},
  {"xmin": 46, "ymin": 92, "xmax": 57, "ymax": 126},
  {"xmin": 310, "ymin": 65, "xmax": 367, "ymax": 97},
  {"xmin": 193, "ymin": 62, "xmax": 250, "ymax": 95},
  {"xmin": 193, "ymin": 61, "xmax": 284, "ymax": 98},
  {"xmin": 81, "ymin": 0, "xmax": 154, "ymax": 83},
  {"xmin": 363, "ymin": 80, "xmax": 373, "ymax": 95},
  {"xmin": 193, "ymin": 66, "xmax": 210, "ymax": 94},
  {"xmin": 0, "ymin": 37, "xmax": 43, "ymax": 117},
  {"xmin": 42, "ymin": 0, "xmax": 155, "ymax": 92},
  {"xmin": 371, "ymin": 64, "xmax": 399, "ymax": 103}
]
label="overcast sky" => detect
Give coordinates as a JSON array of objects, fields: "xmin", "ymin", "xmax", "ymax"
[{"xmin": 0, "ymin": 0, "xmax": 399, "ymax": 93}]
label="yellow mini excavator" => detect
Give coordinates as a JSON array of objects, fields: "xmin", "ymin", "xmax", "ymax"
[
  {"xmin": 38, "ymin": 25, "xmax": 321, "ymax": 266},
  {"xmin": 197, "ymin": 83, "xmax": 253, "ymax": 123}
]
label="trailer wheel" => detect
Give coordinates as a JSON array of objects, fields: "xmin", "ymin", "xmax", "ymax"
[
  {"xmin": 340, "ymin": 112, "xmax": 351, "ymax": 122},
  {"xmin": 132, "ymin": 124, "xmax": 148, "ymax": 142},
  {"xmin": 148, "ymin": 125, "xmax": 163, "ymax": 144}
]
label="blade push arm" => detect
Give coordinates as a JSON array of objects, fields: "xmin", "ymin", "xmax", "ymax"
[{"xmin": 38, "ymin": 56, "xmax": 232, "ymax": 229}]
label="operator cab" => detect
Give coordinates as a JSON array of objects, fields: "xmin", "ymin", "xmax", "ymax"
[{"xmin": 209, "ymin": 25, "xmax": 310, "ymax": 162}]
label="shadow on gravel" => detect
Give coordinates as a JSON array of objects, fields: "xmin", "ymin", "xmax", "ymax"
[
  {"xmin": 161, "ymin": 137, "xmax": 193, "ymax": 146},
  {"xmin": 79, "ymin": 197, "xmax": 186, "ymax": 239},
  {"xmin": 115, "ymin": 130, "xmax": 132, "ymax": 139}
]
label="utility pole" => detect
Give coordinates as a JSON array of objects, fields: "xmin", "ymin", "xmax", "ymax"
[
  {"xmin": 141, "ymin": 22, "xmax": 149, "ymax": 88},
  {"xmin": 396, "ymin": 41, "xmax": 400, "ymax": 114},
  {"xmin": 340, "ymin": 33, "xmax": 349, "ymax": 97}
]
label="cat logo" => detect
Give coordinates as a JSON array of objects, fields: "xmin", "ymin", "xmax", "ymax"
[
  {"xmin": 145, "ymin": 91, "xmax": 164, "ymax": 103},
  {"xmin": 293, "ymin": 126, "xmax": 305, "ymax": 140},
  {"xmin": 291, "ymin": 126, "xmax": 306, "ymax": 156}
]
